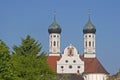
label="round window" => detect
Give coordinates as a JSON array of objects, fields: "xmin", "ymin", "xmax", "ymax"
[
  {"xmin": 78, "ymin": 66, "xmax": 80, "ymax": 68},
  {"xmin": 65, "ymin": 60, "xmax": 68, "ymax": 63},
  {"xmin": 69, "ymin": 65, "xmax": 72, "ymax": 69},
  {"xmin": 73, "ymin": 60, "xmax": 76, "ymax": 63}
]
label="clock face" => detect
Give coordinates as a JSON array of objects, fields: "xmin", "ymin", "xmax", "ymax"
[{"xmin": 67, "ymin": 47, "xmax": 74, "ymax": 56}]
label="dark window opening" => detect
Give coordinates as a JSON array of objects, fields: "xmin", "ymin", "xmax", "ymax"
[
  {"xmin": 86, "ymin": 41, "xmax": 87, "ymax": 47},
  {"xmin": 54, "ymin": 35, "xmax": 56, "ymax": 37},
  {"xmin": 89, "ymin": 35, "xmax": 91, "ymax": 37},
  {"xmin": 78, "ymin": 66, "xmax": 80, "ymax": 68},
  {"xmin": 89, "ymin": 41, "xmax": 91, "ymax": 47},
  {"xmin": 73, "ymin": 60, "xmax": 76, "ymax": 63},
  {"xmin": 65, "ymin": 60, "xmax": 68, "ymax": 63},
  {"xmin": 69, "ymin": 65, "xmax": 72, "ymax": 69},
  {"xmin": 61, "ymin": 66, "xmax": 64, "ymax": 69},
  {"xmin": 54, "ymin": 41, "xmax": 56, "ymax": 46}
]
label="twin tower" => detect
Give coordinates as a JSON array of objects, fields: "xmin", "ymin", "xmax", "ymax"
[{"xmin": 48, "ymin": 14, "xmax": 96, "ymax": 58}]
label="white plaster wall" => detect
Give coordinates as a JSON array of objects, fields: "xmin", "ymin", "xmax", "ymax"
[
  {"xmin": 49, "ymin": 33, "xmax": 60, "ymax": 55},
  {"xmin": 84, "ymin": 33, "xmax": 96, "ymax": 54},
  {"xmin": 83, "ymin": 73, "xmax": 108, "ymax": 80},
  {"xmin": 84, "ymin": 33, "xmax": 96, "ymax": 58},
  {"xmin": 84, "ymin": 53, "xmax": 96, "ymax": 58},
  {"xmin": 57, "ymin": 45, "xmax": 84, "ymax": 74}
]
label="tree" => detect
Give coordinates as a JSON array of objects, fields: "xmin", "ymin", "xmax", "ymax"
[
  {"xmin": 13, "ymin": 35, "xmax": 41, "ymax": 55},
  {"xmin": 107, "ymin": 70, "xmax": 120, "ymax": 80},
  {"xmin": 0, "ymin": 40, "xmax": 14, "ymax": 80},
  {"xmin": 11, "ymin": 35, "xmax": 57, "ymax": 80}
]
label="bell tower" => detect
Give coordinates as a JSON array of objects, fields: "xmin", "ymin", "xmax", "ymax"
[
  {"xmin": 48, "ymin": 12, "xmax": 62, "ymax": 56},
  {"xmin": 83, "ymin": 13, "xmax": 96, "ymax": 58}
]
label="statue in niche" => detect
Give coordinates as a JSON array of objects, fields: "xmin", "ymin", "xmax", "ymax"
[{"xmin": 67, "ymin": 47, "xmax": 74, "ymax": 56}]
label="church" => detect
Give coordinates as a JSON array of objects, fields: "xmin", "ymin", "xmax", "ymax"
[{"xmin": 47, "ymin": 13, "xmax": 109, "ymax": 80}]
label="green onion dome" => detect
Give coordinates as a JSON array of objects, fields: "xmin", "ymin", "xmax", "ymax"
[
  {"xmin": 83, "ymin": 18, "xmax": 96, "ymax": 34},
  {"xmin": 48, "ymin": 20, "xmax": 61, "ymax": 34},
  {"xmin": 48, "ymin": 12, "xmax": 62, "ymax": 34}
]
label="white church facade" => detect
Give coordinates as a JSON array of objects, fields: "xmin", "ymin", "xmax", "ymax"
[{"xmin": 47, "ymin": 14, "xmax": 109, "ymax": 80}]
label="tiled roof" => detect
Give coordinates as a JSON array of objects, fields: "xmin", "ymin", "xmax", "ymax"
[
  {"xmin": 47, "ymin": 56, "xmax": 61, "ymax": 71},
  {"xmin": 47, "ymin": 56, "xmax": 109, "ymax": 74},
  {"xmin": 83, "ymin": 57, "xmax": 109, "ymax": 74}
]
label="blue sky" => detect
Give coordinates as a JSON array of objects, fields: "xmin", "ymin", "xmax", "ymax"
[{"xmin": 0, "ymin": 0, "xmax": 120, "ymax": 75}]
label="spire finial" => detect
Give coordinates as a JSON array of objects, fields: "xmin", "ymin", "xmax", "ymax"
[
  {"xmin": 54, "ymin": 11, "xmax": 56, "ymax": 22},
  {"xmin": 88, "ymin": 9, "xmax": 91, "ymax": 21}
]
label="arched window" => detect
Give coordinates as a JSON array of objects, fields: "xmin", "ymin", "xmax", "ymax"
[
  {"xmin": 54, "ymin": 41, "xmax": 56, "ymax": 46},
  {"xmin": 61, "ymin": 66, "xmax": 64, "ymax": 69},
  {"xmin": 89, "ymin": 41, "xmax": 91, "ymax": 47},
  {"xmin": 93, "ymin": 41, "xmax": 94, "ymax": 47},
  {"xmin": 89, "ymin": 35, "xmax": 91, "ymax": 37},
  {"xmin": 54, "ymin": 35, "xmax": 56, "ymax": 37},
  {"xmin": 86, "ymin": 41, "xmax": 87, "ymax": 47},
  {"xmin": 78, "ymin": 66, "xmax": 80, "ymax": 68}
]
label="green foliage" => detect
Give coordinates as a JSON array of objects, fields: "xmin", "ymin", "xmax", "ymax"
[
  {"xmin": 13, "ymin": 35, "xmax": 41, "ymax": 55},
  {"xmin": 0, "ymin": 36, "xmax": 58, "ymax": 80},
  {"xmin": 11, "ymin": 53, "xmax": 57, "ymax": 80},
  {"xmin": 11, "ymin": 35, "xmax": 57, "ymax": 80},
  {"xmin": 0, "ymin": 40, "xmax": 15, "ymax": 80},
  {"xmin": 107, "ymin": 70, "xmax": 120, "ymax": 80}
]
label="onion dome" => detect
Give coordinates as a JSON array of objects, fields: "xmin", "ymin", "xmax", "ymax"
[
  {"xmin": 48, "ymin": 13, "xmax": 61, "ymax": 34},
  {"xmin": 83, "ymin": 16, "xmax": 96, "ymax": 34}
]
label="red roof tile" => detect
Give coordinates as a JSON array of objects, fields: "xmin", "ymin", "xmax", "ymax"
[
  {"xmin": 47, "ymin": 56, "xmax": 109, "ymax": 74},
  {"xmin": 83, "ymin": 57, "xmax": 109, "ymax": 74},
  {"xmin": 47, "ymin": 56, "xmax": 61, "ymax": 71}
]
